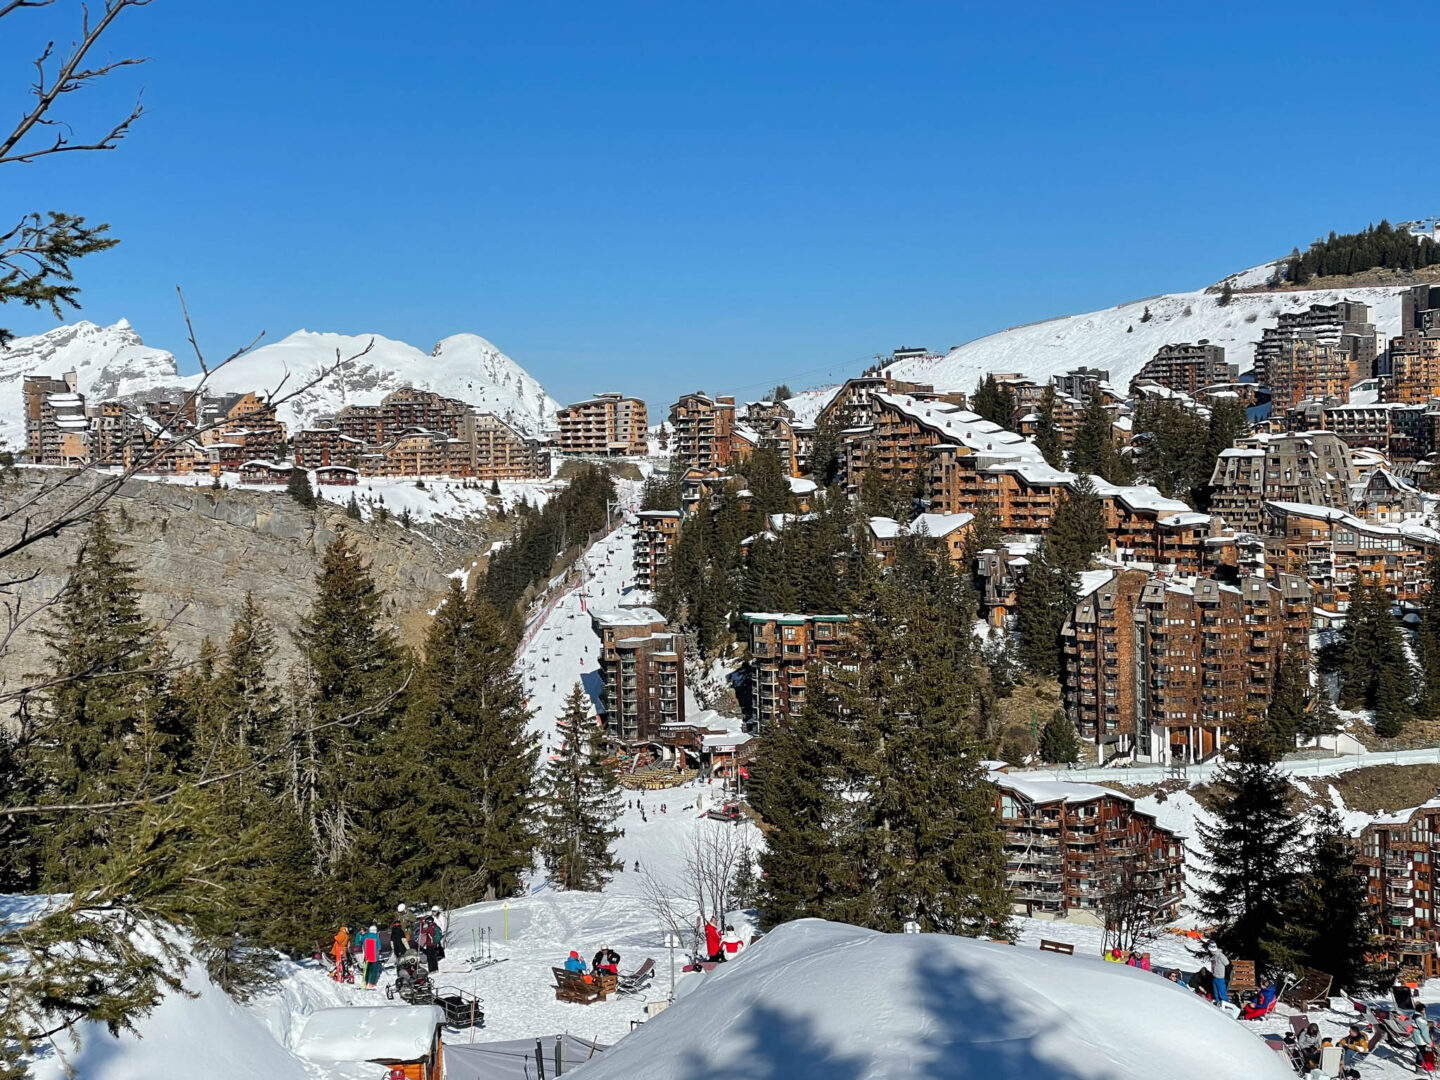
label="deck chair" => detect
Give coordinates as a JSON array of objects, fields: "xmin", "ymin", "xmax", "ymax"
[
  {"xmin": 1289, "ymin": 1014, "xmax": 1311, "ymax": 1038},
  {"xmin": 1318, "ymin": 1046, "xmax": 1342, "ymax": 1077},
  {"xmin": 617, "ymin": 958, "xmax": 655, "ymax": 996}
]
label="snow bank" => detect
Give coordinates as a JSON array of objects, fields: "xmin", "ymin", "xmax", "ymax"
[
  {"xmin": 28, "ymin": 945, "xmax": 313, "ymax": 1080},
  {"xmin": 568, "ymin": 919, "xmax": 1291, "ymax": 1080}
]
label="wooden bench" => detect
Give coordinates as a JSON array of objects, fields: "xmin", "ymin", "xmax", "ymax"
[
  {"xmin": 1038, "ymin": 939, "xmax": 1074, "ymax": 955},
  {"xmin": 552, "ymin": 967, "xmax": 607, "ymax": 1004}
]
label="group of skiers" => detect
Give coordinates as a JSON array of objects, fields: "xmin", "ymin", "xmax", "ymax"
[{"xmin": 330, "ymin": 903, "xmax": 446, "ymax": 989}]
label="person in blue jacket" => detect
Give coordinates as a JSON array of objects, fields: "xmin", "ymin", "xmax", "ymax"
[{"xmin": 564, "ymin": 950, "xmax": 587, "ymax": 973}]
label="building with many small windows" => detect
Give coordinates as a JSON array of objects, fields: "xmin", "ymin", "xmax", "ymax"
[
  {"xmin": 1062, "ymin": 570, "xmax": 1310, "ymax": 764},
  {"xmin": 555, "ymin": 392, "xmax": 648, "ymax": 456},
  {"xmin": 634, "ymin": 510, "xmax": 681, "ymax": 591},
  {"xmin": 590, "ymin": 606, "xmax": 685, "ymax": 745},
  {"xmin": 1129, "ymin": 342, "xmax": 1235, "ymax": 396},
  {"xmin": 740, "ymin": 612, "xmax": 852, "ymax": 731},
  {"xmin": 993, "ymin": 772, "xmax": 1184, "ymax": 922},
  {"xmin": 671, "ymin": 392, "xmax": 739, "ymax": 472},
  {"xmin": 1356, "ymin": 799, "xmax": 1440, "ymax": 978}
]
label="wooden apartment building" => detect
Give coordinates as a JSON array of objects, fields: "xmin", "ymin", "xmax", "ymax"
[
  {"xmin": 1129, "ymin": 342, "xmax": 1236, "ymax": 396},
  {"xmin": 590, "ymin": 606, "xmax": 685, "ymax": 745},
  {"xmin": 741, "ymin": 612, "xmax": 852, "ymax": 731},
  {"xmin": 1262, "ymin": 501, "xmax": 1434, "ymax": 611},
  {"xmin": 555, "ymin": 392, "xmax": 648, "ymax": 456},
  {"xmin": 1208, "ymin": 431, "xmax": 1356, "ymax": 533},
  {"xmin": 1062, "ymin": 570, "xmax": 1311, "ymax": 764},
  {"xmin": 994, "ymin": 772, "xmax": 1184, "ymax": 921},
  {"xmin": 1357, "ymin": 800, "xmax": 1440, "ymax": 978},
  {"xmin": 634, "ymin": 510, "xmax": 681, "ymax": 591},
  {"xmin": 671, "ymin": 392, "xmax": 739, "ymax": 472}
]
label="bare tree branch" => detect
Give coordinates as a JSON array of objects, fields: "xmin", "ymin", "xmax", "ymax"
[{"xmin": 0, "ymin": 0, "xmax": 154, "ymax": 166}]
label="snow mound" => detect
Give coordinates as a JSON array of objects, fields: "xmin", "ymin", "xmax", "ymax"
[
  {"xmin": 883, "ymin": 283, "xmax": 1407, "ymax": 395},
  {"xmin": 0, "ymin": 321, "xmax": 560, "ymax": 450},
  {"xmin": 568, "ymin": 919, "xmax": 1291, "ymax": 1080},
  {"xmin": 28, "ymin": 945, "xmax": 313, "ymax": 1080}
]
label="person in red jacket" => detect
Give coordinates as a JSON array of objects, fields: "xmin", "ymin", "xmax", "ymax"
[{"xmin": 704, "ymin": 919, "xmax": 724, "ymax": 963}]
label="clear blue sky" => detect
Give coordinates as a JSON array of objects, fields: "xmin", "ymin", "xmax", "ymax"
[{"xmin": 3, "ymin": 1, "xmax": 1434, "ymax": 408}]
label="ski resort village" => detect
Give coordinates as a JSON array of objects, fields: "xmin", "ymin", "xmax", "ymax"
[{"xmin": 8, "ymin": 3, "xmax": 1440, "ymax": 1079}]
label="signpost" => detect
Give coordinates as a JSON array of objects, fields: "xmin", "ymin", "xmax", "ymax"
[{"xmin": 664, "ymin": 931, "xmax": 681, "ymax": 1001}]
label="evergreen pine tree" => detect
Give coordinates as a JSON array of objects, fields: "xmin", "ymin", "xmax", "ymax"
[
  {"xmin": 26, "ymin": 515, "xmax": 179, "ymax": 885},
  {"xmin": 490, "ymin": 478, "xmax": 502, "ymax": 496},
  {"xmin": 539, "ymin": 686, "xmax": 621, "ymax": 891},
  {"xmin": 384, "ymin": 582, "xmax": 540, "ymax": 903},
  {"xmin": 1038, "ymin": 710, "xmax": 1080, "ymax": 764},
  {"xmin": 292, "ymin": 534, "xmax": 409, "ymax": 907},
  {"xmin": 286, "ymin": 466, "xmax": 316, "ymax": 509},
  {"xmin": 1069, "ymin": 388, "xmax": 1122, "ymax": 481},
  {"xmin": 1015, "ymin": 546, "xmax": 1076, "ymax": 679},
  {"xmin": 1194, "ymin": 721, "xmax": 1299, "ymax": 974},
  {"xmin": 1033, "ymin": 386, "xmax": 1066, "ymax": 469},
  {"xmin": 345, "ymin": 494, "xmax": 362, "ymax": 520},
  {"xmin": 1046, "ymin": 476, "xmax": 1107, "ymax": 575},
  {"xmin": 752, "ymin": 667, "xmax": 863, "ymax": 927},
  {"xmin": 1265, "ymin": 647, "xmax": 1309, "ymax": 754},
  {"xmin": 1337, "ymin": 583, "xmax": 1415, "ymax": 737},
  {"xmin": 854, "ymin": 561, "xmax": 1011, "ymax": 935},
  {"xmin": 1280, "ymin": 807, "xmax": 1377, "ymax": 993},
  {"xmin": 1218, "ymin": 280, "xmax": 1235, "ymax": 306}
]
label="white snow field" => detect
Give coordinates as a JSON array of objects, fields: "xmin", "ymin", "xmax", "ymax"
[
  {"xmin": 882, "ymin": 281, "xmax": 1406, "ymax": 396},
  {"xmin": 0, "ymin": 319, "xmax": 560, "ymax": 449},
  {"xmin": 566, "ymin": 918, "xmax": 1293, "ymax": 1080}
]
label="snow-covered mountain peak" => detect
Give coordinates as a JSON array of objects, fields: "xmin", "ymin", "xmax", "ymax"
[{"xmin": 0, "ymin": 321, "xmax": 561, "ymax": 449}]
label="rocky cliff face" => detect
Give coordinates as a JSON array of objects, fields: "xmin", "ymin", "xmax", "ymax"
[{"xmin": 0, "ymin": 471, "xmax": 494, "ymax": 709}]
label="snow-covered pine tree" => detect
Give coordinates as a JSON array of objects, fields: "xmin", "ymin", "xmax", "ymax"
[
  {"xmin": 383, "ymin": 581, "xmax": 540, "ymax": 905},
  {"xmin": 539, "ymin": 685, "xmax": 621, "ymax": 891}
]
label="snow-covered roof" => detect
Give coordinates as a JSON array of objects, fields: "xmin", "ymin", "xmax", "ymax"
[
  {"xmin": 741, "ymin": 612, "xmax": 849, "ymax": 624},
  {"xmin": 1371, "ymin": 797, "xmax": 1440, "ymax": 827},
  {"xmin": 240, "ymin": 459, "xmax": 292, "ymax": 470},
  {"xmin": 701, "ymin": 732, "xmax": 754, "ymax": 750},
  {"xmin": 787, "ymin": 476, "xmax": 818, "ymax": 495},
  {"xmin": 868, "ymin": 516, "xmax": 903, "ymax": 540},
  {"xmin": 590, "ymin": 605, "xmax": 666, "ymax": 626},
  {"xmin": 1158, "ymin": 511, "xmax": 1211, "ymax": 528},
  {"xmin": 1218, "ymin": 447, "xmax": 1264, "ymax": 459},
  {"xmin": 1076, "ymin": 569, "xmax": 1115, "ymax": 599},
  {"xmin": 874, "ymin": 392, "xmax": 1046, "ymax": 461},
  {"xmin": 295, "ymin": 1005, "xmax": 442, "ymax": 1064},
  {"xmin": 637, "ymin": 509, "xmax": 682, "ymax": 519},
  {"xmin": 992, "ymin": 769, "xmax": 1133, "ymax": 806}
]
